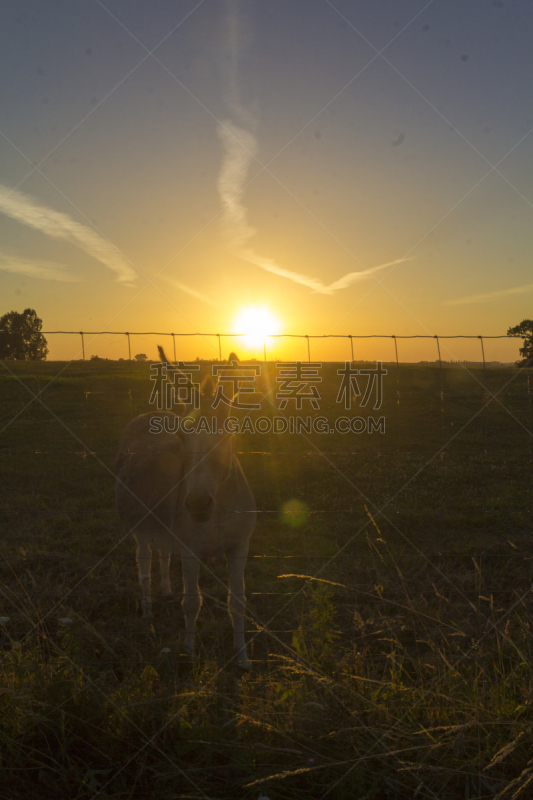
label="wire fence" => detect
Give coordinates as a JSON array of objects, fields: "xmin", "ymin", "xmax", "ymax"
[{"xmin": 39, "ymin": 329, "xmax": 516, "ymax": 365}]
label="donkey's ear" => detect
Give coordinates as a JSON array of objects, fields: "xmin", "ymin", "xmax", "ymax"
[
  {"xmin": 157, "ymin": 344, "xmax": 201, "ymax": 414},
  {"xmin": 158, "ymin": 345, "xmax": 170, "ymax": 364}
]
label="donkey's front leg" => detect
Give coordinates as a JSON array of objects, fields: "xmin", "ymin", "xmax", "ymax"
[
  {"xmin": 181, "ymin": 549, "xmax": 202, "ymax": 657},
  {"xmin": 227, "ymin": 541, "xmax": 251, "ymax": 669},
  {"xmin": 135, "ymin": 536, "xmax": 153, "ymax": 619},
  {"xmin": 159, "ymin": 548, "xmax": 172, "ymax": 597}
]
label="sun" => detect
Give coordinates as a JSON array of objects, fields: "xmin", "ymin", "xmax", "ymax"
[{"xmin": 234, "ymin": 306, "xmax": 281, "ymax": 350}]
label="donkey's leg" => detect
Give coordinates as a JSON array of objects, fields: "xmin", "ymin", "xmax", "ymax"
[
  {"xmin": 181, "ymin": 549, "xmax": 202, "ymax": 656},
  {"xmin": 226, "ymin": 540, "xmax": 251, "ymax": 669},
  {"xmin": 161, "ymin": 495, "xmax": 178, "ymax": 597},
  {"xmin": 159, "ymin": 547, "xmax": 172, "ymax": 597},
  {"xmin": 135, "ymin": 536, "xmax": 153, "ymax": 619}
]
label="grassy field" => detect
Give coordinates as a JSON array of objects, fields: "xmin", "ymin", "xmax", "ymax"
[{"xmin": 0, "ymin": 358, "xmax": 532, "ymax": 799}]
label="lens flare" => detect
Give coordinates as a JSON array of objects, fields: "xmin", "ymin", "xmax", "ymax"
[{"xmin": 281, "ymin": 499, "xmax": 308, "ymax": 527}]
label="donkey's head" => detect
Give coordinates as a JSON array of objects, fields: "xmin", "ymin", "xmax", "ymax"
[{"xmin": 157, "ymin": 346, "xmax": 238, "ymax": 524}]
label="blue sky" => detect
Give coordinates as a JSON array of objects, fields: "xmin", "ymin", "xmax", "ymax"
[{"xmin": 1, "ymin": 0, "xmax": 532, "ymax": 362}]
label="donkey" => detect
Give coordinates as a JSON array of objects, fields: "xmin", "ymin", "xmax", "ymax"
[{"xmin": 114, "ymin": 348, "xmax": 256, "ymax": 668}]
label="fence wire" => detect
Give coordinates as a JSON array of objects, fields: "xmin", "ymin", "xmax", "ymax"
[{"xmin": 40, "ymin": 329, "xmax": 515, "ymax": 366}]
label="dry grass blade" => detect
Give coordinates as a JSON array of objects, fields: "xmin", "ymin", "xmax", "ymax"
[
  {"xmin": 485, "ymin": 730, "xmax": 529, "ymax": 771},
  {"xmin": 494, "ymin": 763, "xmax": 533, "ymax": 800}
]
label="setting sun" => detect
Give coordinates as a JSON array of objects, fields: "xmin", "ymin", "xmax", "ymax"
[{"xmin": 234, "ymin": 306, "xmax": 281, "ymax": 351}]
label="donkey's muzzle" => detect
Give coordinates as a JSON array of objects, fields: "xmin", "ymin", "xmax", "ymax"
[{"xmin": 185, "ymin": 490, "xmax": 214, "ymax": 523}]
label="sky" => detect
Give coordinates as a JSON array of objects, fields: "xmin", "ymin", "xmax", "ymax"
[{"xmin": 1, "ymin": 0, "xmax": 532, "ymax": 363}]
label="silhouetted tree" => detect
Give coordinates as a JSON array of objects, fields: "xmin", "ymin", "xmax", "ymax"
[
  {"xmin": 134, "ymin": 353, "xmax": 147, "ymax": 362},
  {"xmin": 0, "ymin": 308, "xmax": 48, "ymax": 360},
  {"xmin": 507, "ymin": 319, "xmax": 533, "ymax": 367}
]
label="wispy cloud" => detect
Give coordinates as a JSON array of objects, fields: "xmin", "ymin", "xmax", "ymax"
[
  {"xmin": 217, "ymin": 121, "xmax": 258, "ymax": 248},
  {"xmin": 0, "ymin": 254, "xmax": 84, "ymax": 282},
  {"xmin": 162, "ymin": 276, "xmax": 221, "ymax": 307},
  {"xmin": 0, "ymin": 184, "xmax": 137, "ymax": 285},
  {"xmin": 216, "ymin": 119, "xmax": 406, "ymax": 294},
  {"xmin": 217, "ymin": 1, "xmax": 408, "ymax": 294},
  {"xmin": 446, "ymin": 282, "xmax": 533, "ymax": 305}
]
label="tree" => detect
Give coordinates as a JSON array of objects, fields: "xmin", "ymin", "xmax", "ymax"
[
  {"xmin": 507, "ymin": 319, "xmax": 533, "ymax": 367},
  {"xmin": 0, "ymin": 308, "xmax": 48, "ymax": 361},
  {"xmin": 134, "ymin": 353, "xmax": 147, "ymax": 362}
]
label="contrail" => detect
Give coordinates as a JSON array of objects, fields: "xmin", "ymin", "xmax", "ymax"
[
  {"xmin": 162, "ymin": 276, "xmax": 221, "ymax": 307},
  {"xmin": 0, "ymin": 254, "xmax": 84, "ymax": 282},
  {"xmin": 217, "ymin": 120, "xmax": 258, "ymax": 250},
  {"xmin": 217, "ymin": 1, "xmax": 406, "ymax": 294},
  {"xmin": 446, "ymin": 282, "xmax": 533, "ymax": 305},
  {"xmin": 217, "ymin": 120, "xmax": 406, "ymax": 294},
  {"xmin": 0, "ymin": 183, "xmax": 137, "ymax": 285}
]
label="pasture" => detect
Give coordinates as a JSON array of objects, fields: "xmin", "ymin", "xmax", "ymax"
[{"xmin": 0, "ymin": 358, "xmax": 532, "ymax": 799}]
